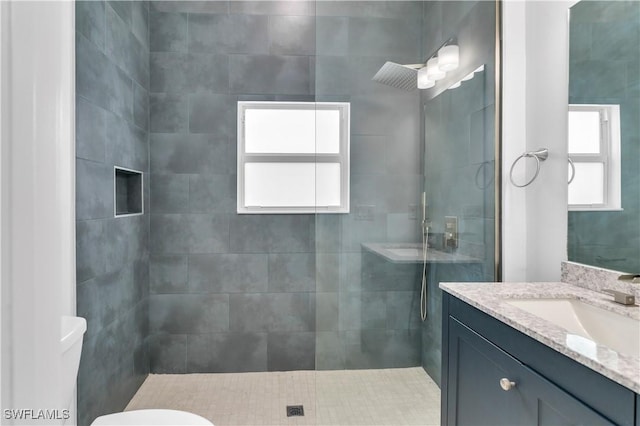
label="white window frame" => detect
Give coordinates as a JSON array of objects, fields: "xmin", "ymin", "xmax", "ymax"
[
  {"xmin": 568, "ymin": 104, "xmax": 621, "ymax": 211},
  {"xmin": 237, "ymin": 101, "xmax": 350, "ymax": 214}
]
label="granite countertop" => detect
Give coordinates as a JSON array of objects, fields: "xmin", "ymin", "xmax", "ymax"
[
  {"xmin": 361, "ymin": 243, "xmax": 481, "ymax": 264},
  {"xmin": 440, "ymin": 281, "xmax": 640, "ymax": 393}
]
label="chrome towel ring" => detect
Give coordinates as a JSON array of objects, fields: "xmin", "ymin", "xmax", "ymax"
[
  {"xmin": 509, "ymin": 148, "xmax": 549, "ymax": 188},
  {"xmin": 568, "ymin": 157, "xmax": 576, "ymax": 184}
]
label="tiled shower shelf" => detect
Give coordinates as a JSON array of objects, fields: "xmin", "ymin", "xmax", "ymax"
[{"xmin": 362, "ymin": 242, "xmax": 481, "ymax": 264}]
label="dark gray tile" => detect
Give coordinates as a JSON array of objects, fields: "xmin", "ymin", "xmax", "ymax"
[
  {"xmin": 317, "ymin": 1, "xmax": 423, "ymax": 19},
  {"xmin": 316, "ymin": 292, "xmax": 338, "ymax": 332},
  {"xmin": 189, "ymin": 14, "xmax": 270, "ymax": 54},
  {"xmin": 149, "ymin": 334, "xmax": 186, "ymax": 373},
  {"xmin": 76, "ymin": 97, "xmax": 107, "ymax": 162},
  {"xmin": 189, "ymin": 254, "xmax": 268, "ymax": 293},
  {"xmin": 187, "ymin": 14, "xmax": 227, "ymax": 54},
  {"xmin": 150, "ymin": 11, "xmax": 187, "ymax": 52},
  {"xmin": 76, "ymin": 219, "xmax": 107, "ymax": 283},
  {"xmin": 76, "ymin": 158, "xmax": 114, "ymax": 220},
  {"xmin": 267, "ymin": 332, "xmax": 315, "ymax": 371},
  {"xmin": 269, "ymin": 16, "xmax": 315, "ymax": 55},
  {"xmin": 149, "ymin": 94, "xmax": 188, "ymax": 133},
  {"xmin": 103, "ymin": 217, "xmax": 148, "ymax": 273},
  {"xmin": 268, "ymin": 253, "xmax": 315, "ymax": 292},
  {"xmin": 386, "ymin": 291, "xmax": 420, "ymax": 330},
  {"xmin": 344, "ymin": 329, "xmax": 420, "ymax": 369},
  {"xmin": 315, "ymin": 55, "xmax": 350, "ymax": 95},
  {"xmin": 316, "ymin": 17, "xmax": 348, "ymax": 56},
  {"xmin": 108, "ymin": 1, "xmax": 131, "ymax": 26},
  {"xmin": 150, "ymin": 255, "xmax": 188, "ymax": 293},
  {"xmin": 105, "ymin": 111, "xmax": 148, "ymax": 171},
  {"xmin": 150, "ymin": 134, "xmax": 229, "ymax": 174},
  {"xmin": 187, "ymin": 214, "xmax": 230, "ymax": 254},
  {"xmin": 229, "ymin": 293, "xmax": 314, "ymax": 332},
  {"xmin": 76, "ymin": 33, "xmax": 133, "ymax": 120},
  {"xmin": 152, "ymin": 1, "xmax": 228, "ymax": 14},
  {"xmin": 265, "ymin": 215, "xmax": 315, "ymax": 253},
  {"xmin": 229, "ymin": 1, "xmax": 314, "ymax": 16},
  {"xmin": 151, "ymin": 52, "xmax": 225, "ymax": 94},
  {"xmin": 229, "ymin": 215, "xmax": 269, "ymax": 253},
  {"xmin": 315, "ymin": 331, "xmax": 345, "ymax": 370},
  {"xmin": 188, "ymin": 93, "xmax": 235, "ymax": 135},
  {"xmin": 133, "ymin": 83, "xmax": 149, "ymax": 130},
  {"xmin": 316, "ymin": 253, "xmax": 339, "ymax": 292},
  {"xmin": 149, "ymin": 294, "xmax": 229, "ymax": 333},
  {"xmin": 106, "ymin": 5, "xmax": 132, "ymax": 75},
  {"xmin": 131, "ymin": 1, "xmax": 149, "ymax": 49},
  {"xmin": 361, "ymin": 291, "xmax": 386, "ymax": 329},
  {"xmin": 129, "ymin": 33, "xmax": 150, "ymax": 89},
  {"xmin": 77, "ymin": 266, "xmax": 139, "ymax": 337},
  {"xmin": 151, "ymin": 173, "xmax": 189, "ymax": 213},
  {"xmin": 229, "ymin": 55, "xmax": 311, "ymax": 95},
  {"xmin": 187, "ymin": 332, "xmax": 268, "ymax": 373},
  {"xmin": 189, "ymin": 174, "xmax": 235, "ymax": 213},
  {"xmin": 339, "ymin": 291, "xmax": 361, "ymax": 331},
  {"xmin": 348, "ymin": 17, "xmax": 421, "ymax": 58},
  {"xmin": 76, "ymin": 1, "xmax": 105, "ymax": 49},
  {"xmin": 351, "ymin": 135, "xmax": 386, "ymax": 175},
  {"xmin": 150, "ymin": 214, "xmax": 189, "ymax": 254}
]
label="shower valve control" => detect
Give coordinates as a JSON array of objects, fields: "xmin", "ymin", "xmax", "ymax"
[{"xmin": 444, "ymin": 216, "xmax": 458, "ymax": 249}]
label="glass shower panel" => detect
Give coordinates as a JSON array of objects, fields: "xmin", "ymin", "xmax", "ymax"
[
  {"xmin": 420, "ymin": 1, "xmax": 497, "ymax": 385},
  {"xmin": 313, "ymin": 1, "xmax": 498, "ymax": 422},
  {"xmin": 313, "ymin": 0, "xmax": 424, "ymax": 374}
]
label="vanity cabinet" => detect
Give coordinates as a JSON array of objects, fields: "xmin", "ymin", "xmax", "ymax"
[{"xmin": 442, "ymin": 294, "xmax": 639, "ymax": 426}]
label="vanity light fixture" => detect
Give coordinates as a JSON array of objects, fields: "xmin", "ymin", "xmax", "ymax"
[
  {"xmin": 417, "ymin": 41, "xmax": 460, "ymax": 89},
  {"xmin": 426, "ymin": 57, "xmax": 445, "ymax": 81},
  {"xmin": 437, "ymin": 45, "xmax": 459, "ymax": 71},
  {"xmin": 417, "ymin": 67, "xmax": 435, "ymax": 89}
]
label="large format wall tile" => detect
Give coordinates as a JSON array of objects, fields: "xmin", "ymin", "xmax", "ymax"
[
  {"xmin": 146, "ymin": 0, "xmax": 424, "ymax": 375},
  {"xmin": 76, "ymin": 2, "xmax": 150, "ymax": 424}
]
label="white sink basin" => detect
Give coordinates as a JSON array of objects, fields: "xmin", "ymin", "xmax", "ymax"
[{"xmin": 505, "ymin": 298, "xmax": 640, "ymax": 358}]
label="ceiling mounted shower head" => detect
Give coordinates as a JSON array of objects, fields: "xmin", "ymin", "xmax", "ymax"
[{"xmin": 372, "ymin": 61, "xmax": 422, "ymax": 91}]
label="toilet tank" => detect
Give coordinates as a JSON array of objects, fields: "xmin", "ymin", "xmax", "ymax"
[{"xmin": 60, "ymin": 316, "xmax": 87, "ymax": 410}]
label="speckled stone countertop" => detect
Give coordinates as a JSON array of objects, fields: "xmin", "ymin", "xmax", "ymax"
[{"xmin": 440, "ymin": 282, "xmax": 640, "ymax": 393}]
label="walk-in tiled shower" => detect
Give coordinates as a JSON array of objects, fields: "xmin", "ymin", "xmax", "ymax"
[{"xmin": 75, "ymin": 1, "xmax": 498, "ymax": 424}]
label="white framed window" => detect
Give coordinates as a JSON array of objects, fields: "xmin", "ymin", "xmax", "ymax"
[
  {"xmin": 568, "ymin": 104, "xmax": 621, "ymax": 211},
  {"xmin": 237, "ymin": 101, "xmax": 350, "ymax": 214}
]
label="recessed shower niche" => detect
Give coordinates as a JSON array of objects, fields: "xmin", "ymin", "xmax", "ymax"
[{"xmin": 114, "ymin": 166, "xmax": 143, "ymax": 217}]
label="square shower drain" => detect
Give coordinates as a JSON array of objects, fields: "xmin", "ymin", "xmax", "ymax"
[{"xmin": 286, "ymin": 405, "xmax": 304, "ymax": 417}]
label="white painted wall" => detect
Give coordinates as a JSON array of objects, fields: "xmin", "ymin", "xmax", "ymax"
[
  {"xmin": 502, "ymin": 0, "xmax": 577, "ymax": 282},
  {"xmin": 1, "ymin": 1, "xmax": 76, "ymax": 424}
]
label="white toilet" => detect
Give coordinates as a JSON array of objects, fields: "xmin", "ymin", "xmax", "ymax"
[
  {"xmin": 92, "ymin": 409, "xmax": 212, "ymax": 425},
  {"xmin": 61, "ymin": 316, "xmax": 213, "ymax": 426}
]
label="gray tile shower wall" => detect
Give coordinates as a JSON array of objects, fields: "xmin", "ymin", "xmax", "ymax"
[
  {"xmin": 147, "ymin": 0, "xmax": 318, "ymax": 374},
  {"xmin": 76, "ymin": 1, "xmax": 150, "ymax": 425},
  {"xmin": 147, "ymin": 0, "xmax": 425, "ymax": 373}
]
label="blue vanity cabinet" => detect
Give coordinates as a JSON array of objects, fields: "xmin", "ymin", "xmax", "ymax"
[{"xmin": 441, "ymin": 293, "xmax": 638, "ymax": 426}]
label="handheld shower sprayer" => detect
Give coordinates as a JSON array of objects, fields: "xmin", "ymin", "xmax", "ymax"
[{"xmin": 420, "ymin": 192, "xmax": 429, "ymax": 321}]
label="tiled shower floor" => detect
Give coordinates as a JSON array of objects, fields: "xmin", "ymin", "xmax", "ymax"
[{"xmin": 126, "ymin": 367, "xmax": 440, "ymax": 425}]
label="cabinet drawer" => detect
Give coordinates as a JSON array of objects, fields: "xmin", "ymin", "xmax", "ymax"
[{"xmin": 447, "ymin": 317, "xmax": 614, "ymax": 425}]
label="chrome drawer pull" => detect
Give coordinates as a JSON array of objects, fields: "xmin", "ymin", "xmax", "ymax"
[{"xmin": 500, "ymin": 378, "xmax": 516, "ymax": 391}]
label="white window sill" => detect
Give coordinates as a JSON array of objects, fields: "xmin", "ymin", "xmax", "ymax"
[{"xmin": 569, "ymin": 207, "xmax": 624, "ymax": 212}]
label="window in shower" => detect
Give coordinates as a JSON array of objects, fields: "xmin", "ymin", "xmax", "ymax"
[
  {"xmin": 237, "ymin": 101, "xmax": 350, "ymax": 214},
  {"xmin": 568, "ymin": 104, "xmax": 621, "ymax": 211}
]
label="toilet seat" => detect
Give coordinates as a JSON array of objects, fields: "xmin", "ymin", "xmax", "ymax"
[{"xmin": 91, "ymin": 409, "xmax": 213, "ymax": 425}]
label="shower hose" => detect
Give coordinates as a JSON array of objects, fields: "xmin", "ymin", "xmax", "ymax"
[{"xmin": 420, "ymin": 225, "xmax": 429, "ymax": 321}]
